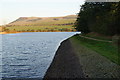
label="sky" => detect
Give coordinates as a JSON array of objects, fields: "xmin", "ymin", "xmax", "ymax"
[{"xmin": 0, "ymin": 0, "xmax": 85, "ymax": 25}]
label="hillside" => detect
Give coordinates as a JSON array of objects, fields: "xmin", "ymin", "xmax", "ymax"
[
  {"xmin": 8, "ymin": 15, "xmax": 77, "ymax": 26},
  {"xmin": 2, "ymin": 15, "xmax": 77, "ymax": 32}
]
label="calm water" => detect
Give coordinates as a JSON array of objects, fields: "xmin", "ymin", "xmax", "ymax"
[{"xmin": 0, "ymin": 32, "xmax": 79, "ymax": 79}]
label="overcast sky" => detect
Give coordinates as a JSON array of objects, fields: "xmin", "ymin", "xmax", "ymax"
[{"xmin": 0, "ymin": 0, "xmax": 85, "ymax": 25}]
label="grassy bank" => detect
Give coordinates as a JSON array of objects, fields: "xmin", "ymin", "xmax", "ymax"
[{"xmin": 70, "ymin": 34, "xmax": 119, "ymax": 65}]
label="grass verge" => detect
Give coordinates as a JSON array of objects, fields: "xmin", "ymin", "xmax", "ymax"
[{"xmin": 70, "ymin": 34, "xmax": 119, "ymax": 65}]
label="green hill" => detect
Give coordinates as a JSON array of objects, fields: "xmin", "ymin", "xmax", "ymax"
[
  {"xmin": 8, "ymin": 15, "xmax": 77, "ymax": 26},
  {"xmin": 4, "ymin": 15, "xmax": 77, "ymax": 32}
]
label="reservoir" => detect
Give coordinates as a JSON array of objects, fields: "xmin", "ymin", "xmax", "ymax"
[{"xmin": 1, "ymin": 32, "xmax": 79, "ymax": 79}]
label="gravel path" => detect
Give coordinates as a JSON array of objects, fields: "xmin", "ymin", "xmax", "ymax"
[
  {"xmin": 43, "ymin": 39, "xmax": 85, "ymax": 79},
  {"xmin": 79, "ymin": 35, "xmax": 112, "ymax": 43}
]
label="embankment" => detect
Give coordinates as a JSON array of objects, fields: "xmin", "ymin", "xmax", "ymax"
[
  {"xmin": 44, "ymin": 39, "xmax": 85, "ymax": 79},
  {"xmin": 44, "ymin": 35, "xmax": 120, "ymax": 79}
]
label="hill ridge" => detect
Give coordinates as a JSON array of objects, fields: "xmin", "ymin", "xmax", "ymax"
[{"xmin": 8, "ymin": 15, "xmax": 77, "ymax": 26}]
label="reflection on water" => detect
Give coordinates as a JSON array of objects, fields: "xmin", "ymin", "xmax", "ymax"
[{"xmin": 1, "ymin": 32, "xmax": 79, "ymax": 79}]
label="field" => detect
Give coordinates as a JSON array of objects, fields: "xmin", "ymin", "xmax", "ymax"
[
  {"xmin": 0, "ymin": 27, "xmax": 2, "ymax": 32},
  {"xmin": 5, "ymin": 25, "xmax": 76, "ymax": 32}
]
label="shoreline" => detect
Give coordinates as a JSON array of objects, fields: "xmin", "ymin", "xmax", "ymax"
[
  {"xmin": 44, "ymin": 35, "xmax": 120, "ymax": 79},
  {"xmin": 0, "ymin": 32, "xmax": 22, "ymax": 34},
  {"xmin": 44, "ymin": 39, "xmax": 85, "ymax": 79},
  {"xmin": 0, "ymin": 31, "xmax": 77, "ymax": 34}
]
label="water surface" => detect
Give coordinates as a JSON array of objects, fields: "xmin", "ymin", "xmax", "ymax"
[{"xmin": 1, "ymin": 32, "xmax": 79, "ymax": 79}]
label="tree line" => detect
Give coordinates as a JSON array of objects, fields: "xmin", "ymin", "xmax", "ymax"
[{"xmin": 75, "ymin": 2, "xmax": 120, "ymax": 36}]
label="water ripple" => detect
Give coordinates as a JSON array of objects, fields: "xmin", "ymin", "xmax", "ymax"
[{"xmin": 1, "ymin": 32, "xmax": 78, "ymax": 78}]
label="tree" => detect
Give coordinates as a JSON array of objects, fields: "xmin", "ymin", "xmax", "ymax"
[{"xmin": 75, "ymin": 2, "xmax": 120, "ymax": 36}]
